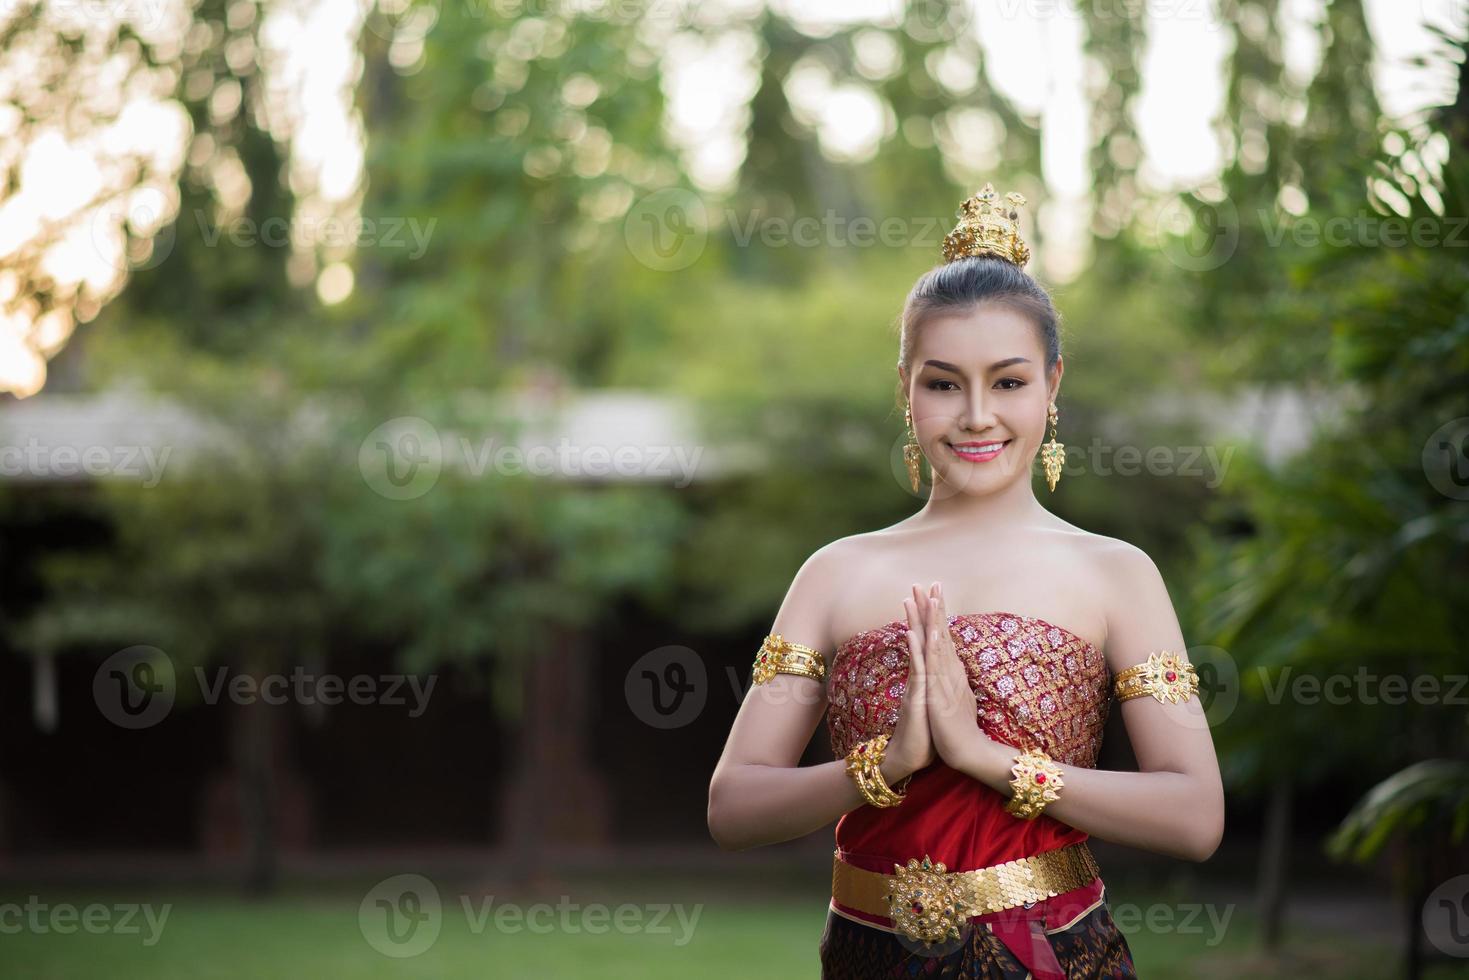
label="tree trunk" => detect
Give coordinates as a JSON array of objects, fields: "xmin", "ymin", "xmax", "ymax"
[
  {"xmin": 1256, "ymin": 772, "xmax": 1292, "ymax": 951},
  {"xmin": 500, "ymin": 623, "xmax": 611, "ymax": 887}
]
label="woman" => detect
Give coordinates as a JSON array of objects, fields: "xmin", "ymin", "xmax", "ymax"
[{"xmin": 707, "ymin": 183, "xmax": 1226, "ymax": 978}]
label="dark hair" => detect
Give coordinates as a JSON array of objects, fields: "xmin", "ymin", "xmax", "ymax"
[{"xmin": 894, "ymin": 255, "xmax": 1062, "ymax": 408}]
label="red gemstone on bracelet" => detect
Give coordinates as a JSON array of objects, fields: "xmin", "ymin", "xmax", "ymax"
[
  {"xmin": 858, "ymin": 745, "xmax": 866, "ymax": 753},
  {"xmin": 1034, "ymin": 774, "xmax": 1046, "ymax": 783},
  {"xmin": 1165, "ymin": 670, "xmax": 1177, "ymax": 682},
  {"xmin": 912, "ymin": 901, "xmax": 924, "ymax": 914}
]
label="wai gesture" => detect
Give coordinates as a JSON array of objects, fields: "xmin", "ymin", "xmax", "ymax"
[{"xmin": 905, "ymin": 582, "xmax": 986, "ymax": 774}]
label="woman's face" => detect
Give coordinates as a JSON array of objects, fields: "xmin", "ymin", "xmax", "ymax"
[{"xmin": 901, "ymin": 302, "xmax": 1060, "ymax": 494}]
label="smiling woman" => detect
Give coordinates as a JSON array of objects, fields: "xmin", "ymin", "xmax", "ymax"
[{"xmin": 707, "ymin": 182, "xmax": 1224, "ymax": 979}]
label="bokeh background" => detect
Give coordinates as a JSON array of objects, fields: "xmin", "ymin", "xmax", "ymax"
[{"xmin": 2, "ymin": 0, "xmax": 1468, "ymax": 976}]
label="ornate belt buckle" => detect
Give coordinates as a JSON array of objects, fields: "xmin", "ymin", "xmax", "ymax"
[{"xmin": 883, "ymin": 854, "xmax": 971, "ymax": 944}]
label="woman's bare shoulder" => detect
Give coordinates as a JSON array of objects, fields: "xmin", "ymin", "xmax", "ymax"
[{"xmin": 797, "ymin": 530, "xmax": 886, "ymax": 582}]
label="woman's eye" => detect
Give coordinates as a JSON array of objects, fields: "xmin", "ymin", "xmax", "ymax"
[
  {"xmin": 926, "ymin": 379, "xmax": 958, "ymax": 391},
  {"xmin": 996, "ymin": 378, "xmax": 1025, "ymax": 390}
]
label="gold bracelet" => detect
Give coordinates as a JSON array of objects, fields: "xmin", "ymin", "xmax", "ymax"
[
  {"xmin": 1004, "ymin": 747, "xmax": 1064, "ymax": 820},
  {"xmin": 751, "ymin": 633, "xmax": 827, "ymax": 685},
  {"xmin": 845, "ymin": 733, "xmax": 908, "ymax": 808},
  {"xmin": 1113, "ymin": 651, "xmax": 1199, "ymax": 704}
]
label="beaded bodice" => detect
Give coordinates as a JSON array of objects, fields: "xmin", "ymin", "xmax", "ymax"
[{"xmin": 826, "ymin": 611, "xmax": 1112, "ymax": 767}]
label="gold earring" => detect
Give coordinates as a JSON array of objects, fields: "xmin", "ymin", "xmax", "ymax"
[
  {"xmin": 1041, "ymin": 401, "xmax": 1064, "ymax": 492},
  {"xmin": 904, "ymin": 404, "xmax": 923, "ymax": 492}
]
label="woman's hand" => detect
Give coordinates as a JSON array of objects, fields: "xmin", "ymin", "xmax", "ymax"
[
  {"xmin": 914, "ymin": 582, "xmax": 987, "ymax": 774},
  {"xmin": 879, "ymin": 592, "xmax": 937, "ymax": 785}
]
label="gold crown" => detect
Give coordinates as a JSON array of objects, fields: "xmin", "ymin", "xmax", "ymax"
[{"xmin": 941, "ymin": 182, "xmax": 1031, "ymax": 267}]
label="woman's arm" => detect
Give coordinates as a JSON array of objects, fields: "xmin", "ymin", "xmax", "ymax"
[
  {"xmin": 707, "ymin": 543, "xmax": 918, "ymax": 851},
  {"xmin": 951, "ymin": 543, "xmax": 1226, "ymax": 862}
]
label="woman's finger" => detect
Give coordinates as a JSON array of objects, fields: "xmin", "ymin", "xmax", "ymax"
[
  {"xmin": 903, "ymin": 596, "xmax": 922, "ymax": 642},
  {"xmin": 911, "ymin": 583, "xmax": 930, "ymax": 635}
]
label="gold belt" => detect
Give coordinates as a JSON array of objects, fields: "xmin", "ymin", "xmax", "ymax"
[{"xmin": 831, "ymin": 842, "xmax": 1101, "ymax": 945}]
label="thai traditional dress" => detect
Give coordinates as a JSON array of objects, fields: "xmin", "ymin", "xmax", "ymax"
[{"xmin": 820, "ymin": 610, "xmax": 1138, "ymax": 978}]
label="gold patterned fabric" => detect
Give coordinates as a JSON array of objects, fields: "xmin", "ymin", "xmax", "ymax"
[{"xmin": 827, "ymin": 611, "xmax": 1111, "ymax": 767}]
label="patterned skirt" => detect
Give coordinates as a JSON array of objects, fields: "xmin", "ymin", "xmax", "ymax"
[{"xmin": 818, "ymin": 883, "xmax": 1138, "ymax": 979}]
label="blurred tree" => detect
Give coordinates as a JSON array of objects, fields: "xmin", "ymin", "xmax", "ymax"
[{"xmin": 1189, "ymin": 18, "xmax": 1469, "ymax": 966}]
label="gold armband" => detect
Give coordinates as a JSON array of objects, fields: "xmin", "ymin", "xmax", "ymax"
[
  {"xmin": 845, "ymin": 733, "xmax": 908, "ymax": 808},
  {"xmin": 1113, "ymin": 651, "xmax": 1199, "ymax": 704},
  {"xmin": 751, "ymin": 633, "xmax": 827, "ymax": 685},
  {"xmin": 1004, "ymin": 747, "xmax": 1063, "ymax": 820}
]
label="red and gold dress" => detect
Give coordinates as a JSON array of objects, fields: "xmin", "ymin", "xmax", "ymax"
[{"xmin": 820, "ymin": 611, "xmax": 1138, "ymax": 978}]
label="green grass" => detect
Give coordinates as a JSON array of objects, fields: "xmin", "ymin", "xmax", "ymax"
[{"xmin": 2, "ymin": 876, "xmax": 1466, "ymax": 979}]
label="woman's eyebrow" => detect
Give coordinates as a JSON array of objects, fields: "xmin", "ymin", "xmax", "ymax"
[{"xmin": 922, "ymin": 357, "xmax": 1032, "ymax": 373}]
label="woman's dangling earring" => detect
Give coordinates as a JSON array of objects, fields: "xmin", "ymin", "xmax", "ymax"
[
  {"xmin": 904, "ymin": 404, "xmax": 924, "ymax": 493},
  {"xmin": 1040, "ymin": 401, "xmax": 1064, "ymax": 492}
]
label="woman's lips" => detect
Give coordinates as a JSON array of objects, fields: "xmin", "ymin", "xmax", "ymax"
[{"xmin": 948, "ymin": 440, "xmax": 1009, "ymax": 462}]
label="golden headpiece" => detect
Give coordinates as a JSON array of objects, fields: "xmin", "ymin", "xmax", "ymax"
[{"xmin": 941, "ymin": 182, "xmax": 1031, "ymax": 267}]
